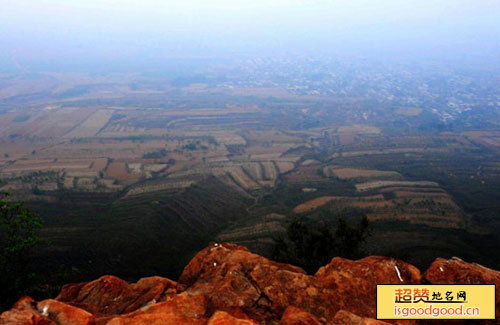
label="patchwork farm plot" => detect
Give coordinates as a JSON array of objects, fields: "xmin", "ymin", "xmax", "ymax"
[
  {"xmin": 1, "ymin": 61, "xmax": 499, "ymax": 289},
  {"xmin": 0, "ymin": 94, "xmax": 492, "ymax": 244}
]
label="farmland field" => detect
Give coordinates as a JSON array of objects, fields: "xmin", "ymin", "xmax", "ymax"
[
  {"xmin": 323, "ymin": 166, "xmax": 402, "ymax": 179},
  {"xmin": 0, "ymin": 61, "xmax": 499, "ymax": 301}
]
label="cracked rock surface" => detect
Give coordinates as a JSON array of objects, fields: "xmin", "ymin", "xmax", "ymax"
[{"xmin": 1, "ymin": 243, "xmax": 498, "ymax": 324}]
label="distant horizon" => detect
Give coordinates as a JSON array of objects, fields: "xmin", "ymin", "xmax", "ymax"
[
  {"xmin": 1, "ymin": 0, "xmax": 499, "ymax": 72},
  {"xmin": 1, "ymin": 1, "xmax": 500, "ymax": 321}
]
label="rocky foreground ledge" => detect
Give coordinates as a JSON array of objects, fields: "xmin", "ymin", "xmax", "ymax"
[{"xmin": 1, "ymin": 243, "xmax": 499, "ymax": 324}]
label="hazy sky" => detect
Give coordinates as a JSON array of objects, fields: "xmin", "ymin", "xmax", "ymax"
[{"xmin": 1, "ymin": 0, "xmax": 499, "ymax": 68}]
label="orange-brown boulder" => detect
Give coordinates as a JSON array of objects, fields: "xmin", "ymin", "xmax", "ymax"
[
  {"xmin": 179, "ymin": 242, "xmax": 305, "ymax": 286},
  {"xmin": 0, "ymin": 297, "xmax": 53, "ymax": 325},
  {"xmin": 179, "ymin": 243, "xmax": 421, "ymax": 322},
  {"xmin": 4, "ymin": 244, "xmax": 499, "ymax": 325},
  {"xmin": 280, "ymin": 306, "xmax": 321, "ymax": 325},
  {"xmin": 37, "ymin": 300, "xmax": 94, "ymax": 325},
  {"xmin": 102, "ymin": 292, "xmax": 207, "ymax": 325},
  {"xmin": 207, "ymin": 311, "xmax": 259, "ymax": 325},
  {"xmin": 216, "ymin": 308, "xmax": 253, "ymax": 320},
  {"xmin": 105, "ymin": 313, "xmax": 206, "ymax": 325},
  {"xmin": 424, "ymin": 257, "xmax": 500, "ymax": 321},
  {"xmin": 329, "ymin": 310, "xmax": 390, "ymax": 325},
  {"xmin": 179, "ymin": 242, "xmax": 313, "ymax": 321},
  {"xmin": 56, "ymin": 275, "xmax": 184, "ymax": 315},
  {"xmin": 315, "ymin": 256, "xmax": 421, "ymax": 318},
  {"xmin": 0, "ymin": 309, "xmax": 53, "ymax": 325}
]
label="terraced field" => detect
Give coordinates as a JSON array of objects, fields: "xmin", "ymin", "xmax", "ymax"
[
  {"xmin": 355, "ymin": 180, "xmax": 440, "ymax": 192},
  {"xmin": 0, "ymin": 82, "xmax": 499, "ymax": 291},
  {"xmin": 293, "ymin": 194, "xmax": 385, "ymax": 213},
  {"xmin": 65, "ymin": 109, "xmax": 114, "ymax": 138},
  {"xmin": 323, "ymin": 166, "xmax": 402, "ymax": 179}
]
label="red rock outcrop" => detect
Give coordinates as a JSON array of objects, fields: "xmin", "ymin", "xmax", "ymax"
[
  {"xmin": 103, "ymin": 292, "xmax": 207, "ymax": 325},
  {"xmin": 0, "ymin": 243, "xmax": 498, "ymax": 325},
  {"xmin": 315, "ymin": 255, "xmax": 420, "ymax": 318},
  {"xmin": 36, "ymin": 300, "xmax": 94, "ymax": 325},
  {"xmin": 179, "ymin": 243, "xmax": 420, "ymax": 322},
  {"xmin": 207, "ymin": 311, "xmax": 258, "ymax": 325},
  {"xmin": 56, "ymin": 275, "xmax": 183, "ymax": 315},
  {"xmin": 424, "ymin": 256, "xmax": 500, "ymax": 321},
  {"xmin": 0, "ymin": 297, "xmax": 53, "ymax": 325},
  {"xmin": 329, "ymin": 310, "xmax": 390, "ymax": 325},
  {"xmin": 280, "ymin": 306, "xmax": 321, "ymax": 325}
]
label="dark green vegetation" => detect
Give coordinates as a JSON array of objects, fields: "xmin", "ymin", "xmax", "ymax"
[
  {"xmin": 273, "ymin": 217, "xmax": 370, "ymax": 274},
  {"xmin": 24, "ymin": 177, "xmax": 250, "ymax": 293},
  {"xmin": 0, "ymin": 182, "xmax": 45, "ymax": 310},
  {"xmin": 142, "ymin": 148, "xmax": 169, "ymax": 159}
]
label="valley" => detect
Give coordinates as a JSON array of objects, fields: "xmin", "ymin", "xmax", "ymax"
[{"xmin": 0, "ymin": 63, "xmax": 499, "ymax": 286}]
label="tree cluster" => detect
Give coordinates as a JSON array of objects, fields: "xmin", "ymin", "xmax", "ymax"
[
  {"xmin": 0, "ymin": 181, "xmax": 45, "ymax": 310},
  {"xmin": 272, "ymin": 217, "xmax": 370, "ymax": 274}
]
